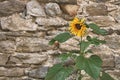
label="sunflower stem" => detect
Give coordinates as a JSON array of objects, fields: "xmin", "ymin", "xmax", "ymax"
[{"xmin": 80, "ymin": 36, "xmax": 83, "ymax": 55}]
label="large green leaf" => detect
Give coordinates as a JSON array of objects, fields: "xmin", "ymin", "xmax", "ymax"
[
  {"xmin": 79, "ymin": 41, "xmax": 90, "ymax": 53},
  {"xmin": 98, "ymin": 29, "xmax": 108, "ymax": 35},
  {"xmin": 49, "ymin": 32, "xmax": 72, "ymax": 45},
  {"xmin": 75, "ymin": 55, "xmax": 102, "ymax": 79},
  {"xmin": 100, "ymin": 72, "xmax": 114, "ymax": 80},
  {"xmin": 45, "ymin": 64, "xmax": 73, "ymax": 80},
  {"xmin": 59, "ymin": 53, "xmax": 71, "ymax": 62},
  {"xmin": 88, "ymin": 23, "xmax": 107, "ymax": 35},
  {"xmin": 75, "ymin": 55, "xmax": 86, "ymax": 69},
  {"xmin": 87, "ymin": 36, "xmax": 106, "ymax": 45}
]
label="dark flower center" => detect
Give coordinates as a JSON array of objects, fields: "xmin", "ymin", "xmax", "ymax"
[{"xmin": 75, "ymin": 24, "xmax": 82, "ymax": 30}]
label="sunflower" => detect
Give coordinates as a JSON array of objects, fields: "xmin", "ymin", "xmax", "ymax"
[{"xmin": 69, "ymin": 17, "xmax": 87, "ymax": 37}]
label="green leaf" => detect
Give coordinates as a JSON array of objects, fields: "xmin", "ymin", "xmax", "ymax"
[
  {"xmin": 88, "ymin": 23, "xmax": 100, "ymax": 30},
  {"xmin": 85, "ymin": 23, "xmax": 90, "ymax": 28},
  {"xmin": 75, "ymin": 55, "xmax": 102, "ymax": 79},
  {"xmin": 85, "ymin": 49, "xmax": 93, "ymax": 54},
  {"xmin": 75, "ymin": 55, "xmax": 86, "ymax": 69},
  {"xmin": 69, "ymin": 50, "xmax": 80, "ymax": 53},
  {"xmin": 49, "ymin": 39, "xmax": 56, "ymax": 45},
  {"xmin": 87, "ymin": 36, "xmax": 106, "ymax": 45},
  {"xmin": 59, "ymin": 53, "xmax": 70, "ymax": 62},
  {"xmin": 45, "ymin": 64, "xmax": 73, "ymax": 80},
  {"xmin": 79, "ymin": 41, "xmax": 90, "ymax": 53},
  {"xmin": 88, "ymin": 23, "xmax": 107, "ymax": 35},
  {"xmin": 49, "ymin": 32, "xmax": 72, "ymax": 45},
  {"xmin": 100, "ymin": 72, "xmax": 114, "ymax": 80},
  {"xmin": 98, "ymin": 29, "xmax": 108, "ymax": 35}
]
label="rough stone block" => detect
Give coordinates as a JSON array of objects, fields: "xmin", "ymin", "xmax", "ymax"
[
  {"xmin": 0, "ymin": 53, "xmax": 9, "ymax": 65},
  {"xmin": 90, "ymin": 0, "xmax": 111, "ymax": 2},
  {"xmin": 26, "ymin": 0, "xmax": 46, "ymax": 17},
  {"xmin": 45, "ymin": 3, "xmax": 62, "ymax": 17},
  {"xmin": 1, "ymin": 14, "xmax": 37, "ymax": 31},
  {"xmin": 12, "ymin": 53, "xmax": 48, "ymax": 64},
  {"xmin": 16, "ymin": 37, "xmax": 49, "ymax": 52},
  {"xmin": 92, "ymin": 45, "xmax": 115, "ymax": 68},
  {"xmin": 36, "ymin": 17, "xmax": 68, "ymax": 26},
  {"xmin": 105, "ymin": 34, "xmax": 120, "ymax": 50},
  {"xmin": 28, "ymin": 66, "xmax": 48, "ymax": 78},
  {"xmin": 86, "ymin": 4, "xmax": 108, "ymax": 16},
  {"xmin": 0, "ymin": 67, "xmax": 24, "ymax": 77},
  {"xmin": 37, "ymin": 0, "xmax": 77, "ymax": 4},
  {"xmin": 0, "ymin": 40, "xmax": 16, "ymax": 53},
  {"xmin": 0, "ymin": 0, "xmax": 25, "ymax": 17},
  {"xmin": 60, "ymin": 4, "xmax": 79, "ymax": 16},
  {"xmin": 88, "ymin": 16, "xmax": 115, "ymax": 27}
]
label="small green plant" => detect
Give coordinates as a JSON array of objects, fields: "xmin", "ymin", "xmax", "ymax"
[{"xmin": 45, "ymin": 17, "xmax": 114, "ymax": 80}]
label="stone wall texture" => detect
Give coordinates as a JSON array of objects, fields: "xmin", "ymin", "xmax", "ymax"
[{"xmin": 0, "ymin": 0, "xmax": 120, "ymax": 80}]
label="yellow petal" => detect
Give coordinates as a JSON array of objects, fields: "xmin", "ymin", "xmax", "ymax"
[{"xmin": 80, "ymin": 18, "xmax": 85, "ymax": 23}]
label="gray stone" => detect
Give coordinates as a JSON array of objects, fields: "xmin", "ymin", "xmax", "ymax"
[
  {"xmin": 0, "ymin": 31, "xmax": 46, "ymax": 38},
  {"xmin": 0, "ymin": 53, "xmax": 9, "ymax": 65},
  {"xmin": 0, "ymin": 77, "xmax": 6, "ymax": 80},
  {"xmin": 60, "ymin": 38, "xmax": 79, "ymax": 51},
  {"xmin": 111, "ymin": 0, "xmax": 120, "ymax": 6},
  {"xmin": 0, "ymin": 40, "xmax": 16, "ymax": 53},
  {"xmin": 45, "ymin": 3, "xmax": 62, "ymax": 17},
  {"xmin": 0, "ymin": 67, "xmax": 24, "ymax": 77},
  {"xmin": 106, "ymin": 70, "xmax": 120, "ymax": 80},
  {"xmin": 16, "ymin": 37, "xmax": 49, "ymax": 52},
  {"xmin": 90, "ymin": 0, "xmax": 111, "ymax": 2},
  {"xmin": 88, "ymin": 16, "xmax": 115, "ymax": 27},
  {"xmin": 86, "ymin": 4, "xmax": 108, "ymax": 16},
  {"xmin": 13, "ymin": 53, "xmax": 48, "ymax": 64},
  {"xmin": 27, "ymin": 0, "xmax": 46, "ymax": 17},
  {"xmin": 37, "ymin": 0, "xmax": 77, "ymax": 4},
  {"xmin": 1, "ymin": 14, "xmax": 37, "ymax": 31},
  {"xmin": 92, "ymin": 45, "xmax": 115, "ymax": 68},
  {"xmin": 116, "ymin": 14, "xmax": 120, "ymax": 23},
  {"xmin": 36, "ymin": 17, "xmax": 68, "ymax": 26},
  {"xmin": 105, "ymin": 34, "xmax": 120, "ymax": 50},
  {"xmin": 0, "ymin": 0, "xmax": 25, "ymax": 17},
  {"xmin": 115, "ymin": 54, "xmax": 120, "ymax": 69},
  {"xmin": 28, "ymin": 66, "xmax": 48, "ymax": 78}
]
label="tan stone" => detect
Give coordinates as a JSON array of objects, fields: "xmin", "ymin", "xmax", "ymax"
[
  {"xmin": 60, "ymin": 38, "xmax": 79, "ymax": 51},
  {"xmin": 106, "ymin": 70, "xmax": 120, "ymax": 80},
  {"xmin": 0, "ymin": 31, "xmax": 46, "ymax": 38},
  {"xmin": 92, "ymin": 45, "xmax": 115, "ymax": 68},
  {"xmin": 86, "ymin": 4, "xmax": 108, "ymax": 16},
  {"xmin": 37, "ymin": 0, "xmax": 77, "ymax": 4},
  {"xmin": 12, "ymin": 53, "xmax": 48, "ymax": 64},
  {"xmin": 61, "ymin": 4, "xmax": 79, "ymax": 16},
  {"xmin": 0, "ymin": 40, "xmax": 16, "ymax": 53},
  {"xmin": 0, "ymin": 67, "xmax": 24, "ymax": 77},
  {"xmin": 16, "ymin": 37, "xmax": 49, "ymax": 52},
  {"xmin": 105, "ymin": 34, "xmax": 120, "ymax": 50},
  {"xmin": 90, "ymin": 0, "xmax": 111, "ymax": 2},
  {"xmin": 115, "ymin": 54, "xmax": 120, "ymax": 69},
  {"xmin": 1, "ymin": 14, "xmax": 37, "ymax": 31},
  {"xmin": 0, "ymin": 77, "xmax": 6, "ymax": 80},
  {"xmin": 88, "ymin": 16, "xmax": 115, "ymax": 27},
  {"xmin": 0, "ymin": 53, "xmax": 9, "ymax": 65},
  {"xmin": 0, "ymin": 0, "xmax": 25, "ymax": 17},
  {"xmin": 36, "ymin": 17, "xmax": 68, "ymax": 26}
]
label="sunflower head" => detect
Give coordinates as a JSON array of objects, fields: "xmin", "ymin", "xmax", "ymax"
[{"xmin": 69, "ymin": 17, "xmax": 87, "ymax": 37}]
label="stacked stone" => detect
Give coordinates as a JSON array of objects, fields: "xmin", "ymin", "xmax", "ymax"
[{"xmin": 0, "ymin": 0, "xmax": 120, "ymax": 80}]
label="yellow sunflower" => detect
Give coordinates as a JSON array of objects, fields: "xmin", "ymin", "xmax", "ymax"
[{"xmin": 69, "ymin": 17, "xmax": 87, "ymax": 37}]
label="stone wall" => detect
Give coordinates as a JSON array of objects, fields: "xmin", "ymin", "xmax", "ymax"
[{"xmin": 0, "ymin": 0, "xmax": 120, "ymax": 80}]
